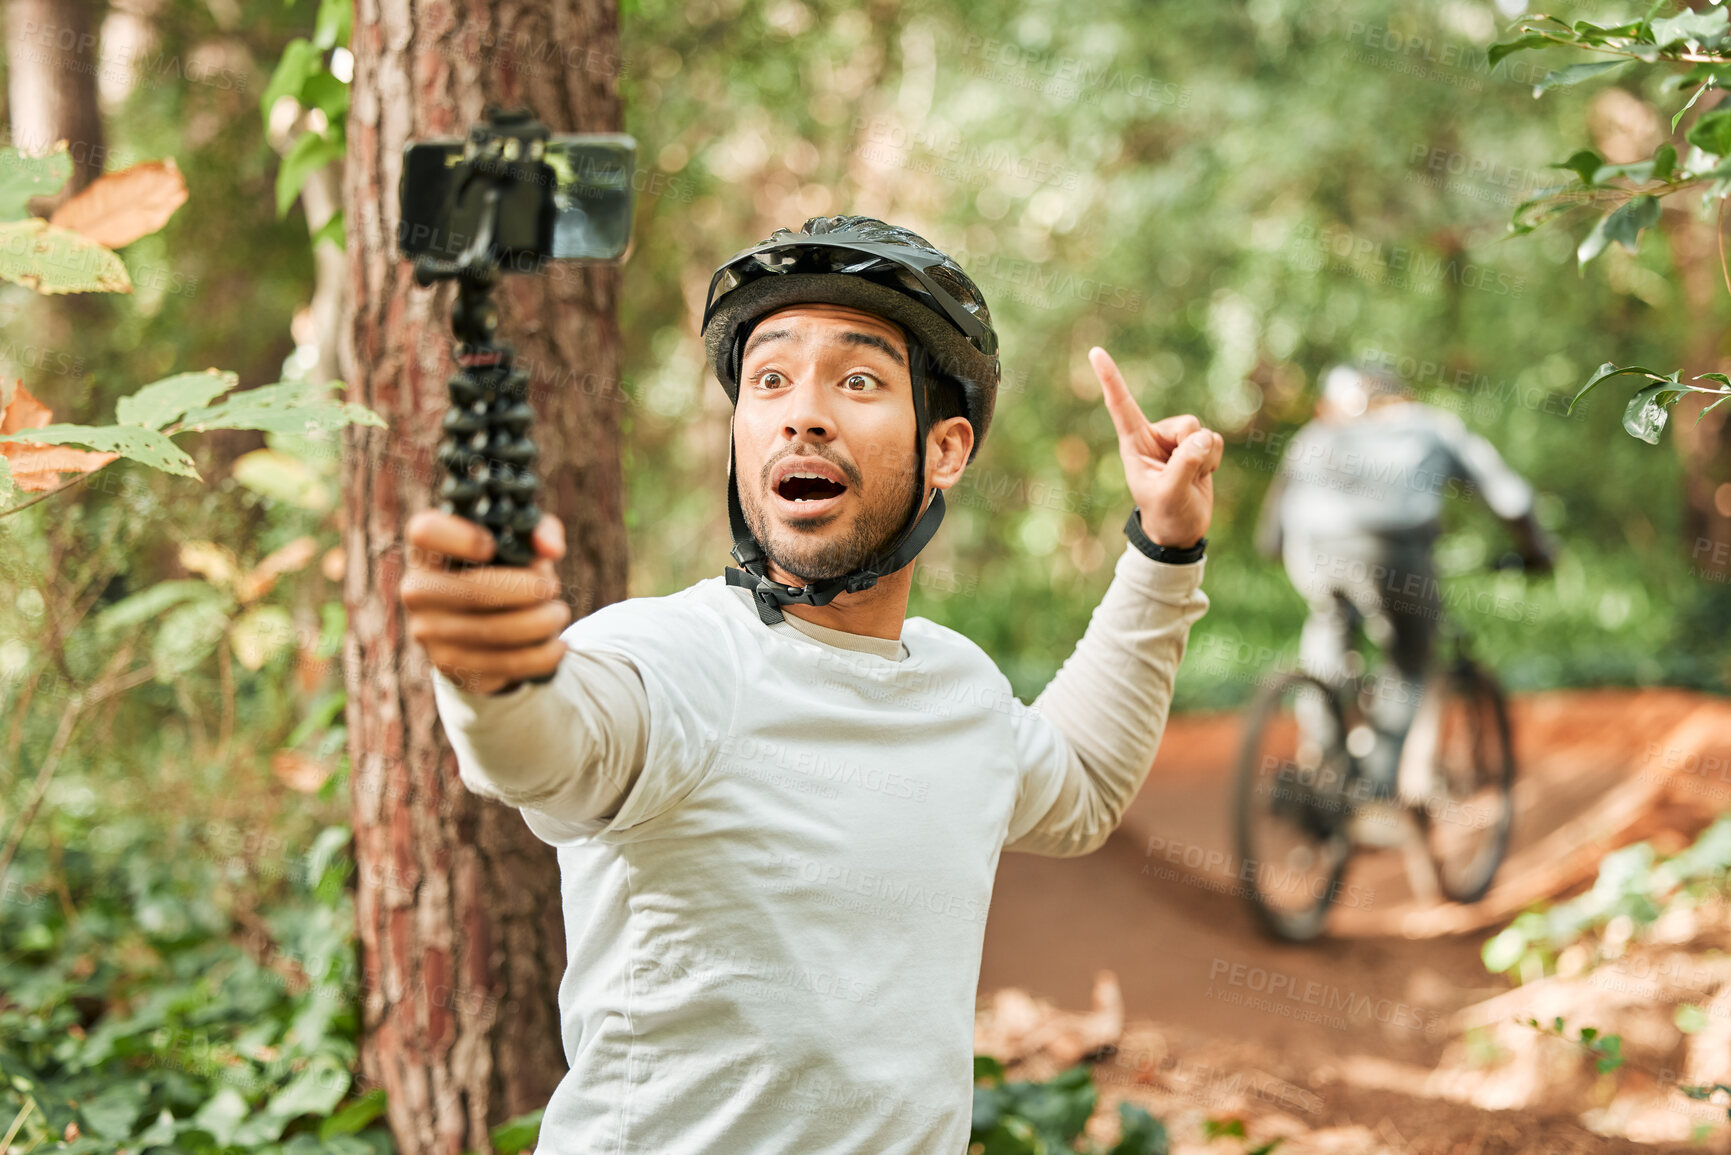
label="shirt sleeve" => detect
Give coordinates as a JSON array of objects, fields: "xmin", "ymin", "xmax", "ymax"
[
  {"xmin": 1433, "ymin": 409, "xmax": 1534, "ymax": 521},
  {"xmin": 1004, "ymin": 543, "xmax": 1210, "ymax": 857},
  {"xmin": 431, "ymin": 647, "xmax": 650, "ymax": 841}
]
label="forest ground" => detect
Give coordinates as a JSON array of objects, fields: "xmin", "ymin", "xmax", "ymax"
[{"xmin": 979, "ymin": 688, "xmax": 1731, "ymax": 1154}]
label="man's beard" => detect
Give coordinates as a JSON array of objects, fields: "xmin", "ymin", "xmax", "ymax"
[{"xmin": 740, "ymin": 452, "xmax": 923, "ymax": 584}]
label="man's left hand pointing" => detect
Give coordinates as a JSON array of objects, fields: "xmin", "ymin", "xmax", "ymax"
[{"xmin": 1090, "ymin": 345, "xmax": 1223, "ymax": 548}]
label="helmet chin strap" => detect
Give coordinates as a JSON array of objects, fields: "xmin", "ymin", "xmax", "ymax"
[{"xmin": 724, "ymin": 335, "xmax": 947, "ymax": 627}]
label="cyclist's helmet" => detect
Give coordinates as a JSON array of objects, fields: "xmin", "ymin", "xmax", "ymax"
[{"xmin": 700, "ymin": 215, "xmax": 1001, "ymax": 624}]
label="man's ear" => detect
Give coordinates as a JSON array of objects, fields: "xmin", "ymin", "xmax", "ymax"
[{"xmin": 926, "ymin": 416, "xmax": 974, "ymax": 492}]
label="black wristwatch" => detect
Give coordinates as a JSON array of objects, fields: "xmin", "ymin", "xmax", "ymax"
[{"xmin": 1124, "ymin": 508, "xmax": 1206, "ymax": 564}]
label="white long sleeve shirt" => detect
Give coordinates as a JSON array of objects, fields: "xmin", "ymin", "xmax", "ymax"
[{"xmin": 431, "ymin": 544, "xmax": 1208, "ymax": 1154}]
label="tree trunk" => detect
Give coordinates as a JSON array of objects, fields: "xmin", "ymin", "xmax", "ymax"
[
  {"xmin": 5, "ymin": 0, "xmax": 106, "ymax": 200},
  {"xmin": 339, "ymin": 0, "xmax": 628, "ymax": 1146}
]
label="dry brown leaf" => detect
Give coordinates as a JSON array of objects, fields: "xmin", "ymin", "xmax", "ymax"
[
  {"xmin": 0, "ymin": 381, "xmax": 53, "ymax": 435},
  {"xmin": 179, "ymin": 540, "xmax": 238, "ymax": 589},
  {"xmin": 0, "ymin": 381, "xmax": 119, "ymax": 490},
  {"xmin": 49, "ymin": 159, "xmax": 189, "ymax": 250},
  {"xmin": 235, "ymin": 535, "xmax": 320, "ymax": 602},
  {"xmin": 271, "ymin": 750, "xmax": 332, "ymax": 794}
]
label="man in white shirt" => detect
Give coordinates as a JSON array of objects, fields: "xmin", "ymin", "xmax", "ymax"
[{"xmin": 401, "ymin": 215, "xmax": 1222, "ymax": 1153}]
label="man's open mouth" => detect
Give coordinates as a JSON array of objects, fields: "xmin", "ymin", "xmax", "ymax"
[{"xmin": 776, "ymin": 472, "xmax": 848, "ymax": 502}]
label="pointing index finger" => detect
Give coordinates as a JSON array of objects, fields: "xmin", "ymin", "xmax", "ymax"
[{"xmin": 1089, "ymin": 346, "xmax": 1149, "ymax": 442}]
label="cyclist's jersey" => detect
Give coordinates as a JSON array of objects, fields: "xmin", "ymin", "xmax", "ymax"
[{"xmin": 1269, "ymin": 401, "xmax": 1532, "ymax": 543}]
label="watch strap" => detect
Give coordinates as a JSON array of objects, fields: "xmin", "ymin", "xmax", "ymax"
[{"xmin": 1124, "ymin": 508, "xmax": 1206, "ymax": 564}]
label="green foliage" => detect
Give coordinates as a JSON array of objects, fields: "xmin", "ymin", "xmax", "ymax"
[
  {"xmin": 1483, "ymin": 815, "xmax": 1731, "ymax": 979},
  {"xmin": 1522, "ymin": 1017, "xmax": 1625, "ymax": 1073},
  {"xmin": 0, "ymin": 818, "xmax": 391, "ymax": 1154},
  {"xmin": 262, "ymin": 0, "xmax": 351, "ymax": 222},
  {"xmin": 0, "ymin": 145, "xmax": 73, "ymax": 220},
  {"xmin": 1493, "ymin": 3, "xmax": 1731, "ymax": 440},
  {"xmin": 0, "ymin": 375, "xmax": 382, "ymax": 499},
  {"xmin": 970, "ymin": 1061, "xmax": 1168, "ymax": 1154}
]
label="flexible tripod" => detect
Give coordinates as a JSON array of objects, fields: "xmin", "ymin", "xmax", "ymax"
[{"xmin": 411, "ymin": 108, "xmax": 548, "ymax": 568}]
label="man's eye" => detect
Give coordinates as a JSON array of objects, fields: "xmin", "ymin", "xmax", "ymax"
[
  {"xmin": 759, "ymin": 371, "xmax": 785, "ymax": 388},
  {"xmin": 844, "ymin": 374, "xmax": 875, "ymax": 391}
]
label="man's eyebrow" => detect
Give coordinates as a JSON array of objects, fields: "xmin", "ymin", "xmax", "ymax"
[
  {"xmin": 742, "ymin": 327, "xmax": 794, "ymax": 360},
  {"xmin": 838, "ymin": 330, "xmax": 906, "ymax": 366}
]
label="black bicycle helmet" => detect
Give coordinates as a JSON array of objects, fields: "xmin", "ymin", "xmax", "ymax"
[{"xmin": 700, "ymin": 215, "xmax": 1001, "ymax": 624}]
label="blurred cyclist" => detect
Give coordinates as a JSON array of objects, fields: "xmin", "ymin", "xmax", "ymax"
[{"xmin": 1254, "ymin": 362, "xmax": 1556, "ymax": 790}]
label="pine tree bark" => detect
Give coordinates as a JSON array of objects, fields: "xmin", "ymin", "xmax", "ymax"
[{"xmin": 339, "ymin": 0, "xmax": 628, "ymax": 1147}]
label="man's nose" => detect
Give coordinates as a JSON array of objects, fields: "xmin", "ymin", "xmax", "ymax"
[{"xmin": 782, "ymin": 379, "xmax": 838, "ymax": 442}]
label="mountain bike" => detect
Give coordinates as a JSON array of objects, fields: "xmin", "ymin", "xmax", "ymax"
[{"xmin": 1231, "ymin": 606, "xmax": 1517, "ymax": 942}]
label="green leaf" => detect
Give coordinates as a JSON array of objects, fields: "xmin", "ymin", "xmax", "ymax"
[
  {"xmin": 1696, "ymin": 392, "xmax": 1731, "ymax": 425},
  {"xmin": 261, "ymin": 38, "xmax": 319, "ymax": 126},
  {"xmin": 94, "ymin": 579, "xmax": 222, "ymax": 634},
  {"xmin": 301, "ymin": 70, "xmax": 349, "ymax": 121},
  {"xmin": 191, "ymin": 1088, "xmax": 249, "ymax": 1149},
  {"xmin": 1109, "ymin": 1102, "xmax": 1171, "ymax": 1155},
  {"xmin": 1677, "ymin": 1004, "xmax": 1711, "ymax": 1034},
  {"xmin": 0, "ymin": 219, "xmax": 130, "ymax": 294},
  {"xmin": 1203, "ymin": 1117, "xmax": 1246, "ymax": 1139},
  {"xmin": 1625, "ymin": 380, "xmax": 1686, "ymax": 443},
  {"xmin": 0, "ymin": 145, "xmax": 72, "ymax": 221},
  {"xmin": 1482, "ymin": 925, "xmax": 1527, "ymax": 972},
  {"xmin": 1535, "ymin": 60, "xmax": 1626, "ymax": 95},
  {"xmin": 1652, "ymin": 7, "xmax": 1729, "ymax": 49},
  {"xmin": 232, "ymin": 447, "xmax": 333, "ymax": 509},
  {"xmin": 174, "ymin": 380, "xmax": 385, "ymax": 436},
  {"xmin": 975, "ymin": 1055, "xmax": 1008, "ymax": 1085},
  {"xmin": 1247, "ymin": 1142, "xmax": 1285, "ymax": 1155},
  {"xmin": 1489, "ymin": 33, "xmax": 1552, "ymax": 67},
  {"xmin": 1554, "ymin": 149, "xmax": 1604, "ymax": 186},
  {"xmin": 277, "ymin": 130, "xmax": 347, "ymax": 219},
  {"xmin": 1688, "ymin": 109, "xmax": 1731, "ymax": 158},
  {"xmin": 312, "ymin": 0, "xmax": 353, "ymax": 51},
  {"xmin": 490, "ymin": 1109, "xmax": 543, "ymax": 1155},
  {"xmin": 116, "ymin": 369, "xmax": 239, "ymax": 430},
  {"xmin": 311, "ymin": 209, "xmax": 346, "ymax": 250},
  {"xmin": 1578, "ymin": 195, "xmax": 1661, "ymax": 264},
  {"xmin": 1653, "ymin": 143, "xmax": 1678, "ymax": 182},
  {"xmin": 152, "ymin": 599, "xmax": 231, "ymax": 678},
  {"xmin": 320, "ymin": 1089, "xmax": 386, "ymax": 1141},
  {"xmin": 0, "ymin": 422, "xmax": 199, "ymax": 477},
  {"xmin": 1594, "ymin": 1033, "xmax": 1624, "ymax": 1073},
  {"xmin": 78, "ymin": 1080, "xmax": 148, "ymax": 1141},
  {"xmin": 1569, "ymin": 362, "xmax": 1667, "ymax": 412},
  {"xmin": 1674, "ymin": 82, "xmax": 1715, "ymax": 133}
]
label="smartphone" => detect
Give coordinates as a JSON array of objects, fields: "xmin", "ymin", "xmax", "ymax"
[{"xmin": 398, "ymin": 133, "xmax": 636, "ymax": 267}]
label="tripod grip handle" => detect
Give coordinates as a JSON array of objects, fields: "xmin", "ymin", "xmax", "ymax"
[{"xmin": 435, "ymin": 356, "xmax": 556, "ymax": 686}]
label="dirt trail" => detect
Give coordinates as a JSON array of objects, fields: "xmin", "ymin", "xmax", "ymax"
[{"xmin": 977, "ymin": 688, "xmax": 1731, "ymax": 1152}]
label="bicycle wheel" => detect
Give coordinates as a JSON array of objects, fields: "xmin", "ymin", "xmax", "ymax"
[
  {"xmin": 1234, "ymin": 672, "xmax": 1362, "ymax": 942},
  {"xmin": 1418, "ymin": 661, "xmax": 1515, "ymax": 903}
]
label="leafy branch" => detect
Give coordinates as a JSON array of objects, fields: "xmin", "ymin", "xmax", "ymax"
[{"xmin": 1494, "ymin": 4, "xmax": 1731, "ymax": 440}]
